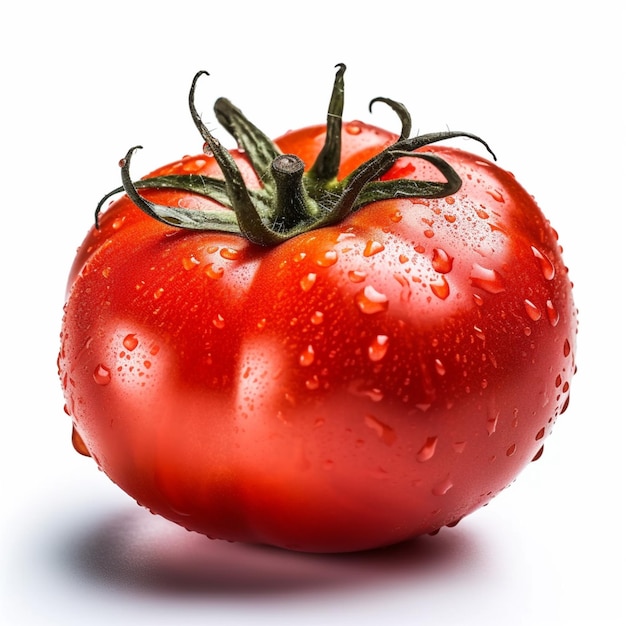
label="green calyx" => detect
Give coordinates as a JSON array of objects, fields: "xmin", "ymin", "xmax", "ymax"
[{"xmin": 96, "ymin": 64, "xmax": 496, "ymax": 247}]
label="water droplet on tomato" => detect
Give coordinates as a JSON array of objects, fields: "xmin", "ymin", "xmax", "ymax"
[
  {"xmin": 348, "ymin": 269, "xmax": 367, "ymax": 283},
  {"xmin": 487, "ymin": 189, "xmax": 504, "ymax": 202},
  {"xmin": 364, "ymin": 415, "xmax": 396, "ymax": 445},
  {"xmin": 181, "ymin": 255, "xmax": 199, "ymax": 270},
  {"xmin": 453, "ymin": 441, "xmax": 467, "ymax": 453},
  {"xmin": 474, "ymin": 325, "xmax": 486, "ymax": 341},
  {"xmin": 432, "ymin": 475, "xmax": 454, "ymax": 496},
  {"xmin": 204, "ymin": 264, "xmax": 224, "ymax": 280},
  {"xmin": 545, "ymin": 300, "xmax": 559, "ymax": 326},
  {"xmin": 310, "ymin": 311, "xmax": 324, "ymax": 325},
  {"xmin": 299, "ymin": 344, "xmax": 315, "ymax": 366},
  {"xmin": 112, "ymin": 215, "xmax": 126, "ymax": 230},
  {"xmin": 531, "ymin": 445, "xmax": 544, "ymax": 462},
  {"xmin": 315, "ymin": 249, "xmax": 338, "ymax": 267},
  {"xmin": 416, "ymin": 436, "xmax": 438, "ymax": 462},
  {"xmin": 93, "ymin": 364, "xmax": 111, "ymax": 385},
  {"xmin": 506, "ymin": 443, "xmax": 517, "ymax": 457},
  {"xmin": 212, "ymin": 314, "xmax": 225, "ymax": 329},
  {"xmin": 122, "ymin": 334, "xmax": 139, "ymax": 351},
  {"xmin": 432, "ymin": 248, "xmax": 454, "ymax": 273},
  {"xmin": 531, "ymin": 246, "xmax": 556, "ymax": 280},
  {"xmin": 153, "ymin": 287, "xmax": 165, "ymax": 299},
  {"xmin": 475, "ymin": 207, "xmax": 489, "ymax": 219},
  {"xmin": 434, "ymin": 359, "xmax": 446, "ymax": 376},
  {"xmin": 470, "ymin": 263, "xmax": 505, "ymax": 294},
  {"xmin": 563, "ymin": 338, "xmax": 571, "ymax": 357},
  {"xmin": 346, "ymin": 122, "xmax": 362, "ymax": 135},
  {"xmin": 368, "ymin": 335, "xmax": 389, "ymax": 362},
  {"xmin": 524, "ymin": 299, "xmax": 542, "ymax": 321},
  {"xmin": 300, "ymin": 272, "xmax": 317, "ymax": 292},
  {"xmin": 429, "ymin": 275, "xmax": 450, "ymax": 300},
  {"xmin": 355, "ymin": 285, "xmax": 389, "ymax": 314},
  {"xmin": 220, "ymin": 247, "xmax": 241, "ymax": 261},
  {"xmin": 72, "ymin": 426, "xmax": 91, "ymax": 457},
  {"xmin": 363, "ymin": 240, "xmax": 385, "ymax": 257},
  {"xmin": 487, "ymin": 411, "xmax": 499, "ymax": 435},
  {"xmin": 535, "ymin": 427, "xmax": 545, "ymax": 440},
  {"xmin": 305, "ymin": 375, "xmax": 320, "ymax": 390},
  {"xmin": 423, "ymin": 229, "xmax": 435, "ymax": 238}
]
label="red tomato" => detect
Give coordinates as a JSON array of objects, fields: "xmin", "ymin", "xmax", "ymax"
[{"xmin": 58, "ymin": 66, "xmax": 576, "ymax": 552}]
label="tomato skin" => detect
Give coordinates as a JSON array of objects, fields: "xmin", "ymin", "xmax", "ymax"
[{"xmin": 59, "ymin": 121, "xmax": 576, "ymax": 552}]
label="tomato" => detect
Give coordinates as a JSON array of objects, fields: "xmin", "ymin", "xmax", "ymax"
[{"xmin": 58, "ymin": 65, "xmax": 576, "ymax": 552}]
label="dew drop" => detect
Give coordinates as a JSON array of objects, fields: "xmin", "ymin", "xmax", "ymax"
[
  {"xmin": 71, "ymin": 426, "xmax": 91, "ymax": 457},
  {"xmin": 544, "ymin": 300, "xmax": 559, "ymax": 326},
  {"xmin": 475, "ymin": 207, "xmax": 489, "ymax": 219},
  {"xmin": 506, "ymin": 443, "xmax": 517, "ymax": 457},
  {"xmin": 532, "ymin": 445, "xmax": 544, "ymax": 462},
  {"xmin": 416, "ymin": 436, "xmax": 438, "ymax": 462},
  {"xmin": 474, "ymin": 325, "xmax": 486, "ymax": 341},
  {"xmin": 300, "ymin": 272, "xmax": 317, "ymax": 292},
  {"xmin": 153, "ymin": 287, "xmax": 165, "ymax": 299},
  {"xmin": 310, "ymin": 311, "xmax": 324, "ymax": 325},
  {"xmin": 368, "ymin": 335, "xmax": 389, "ymax": 362},
  {"xmin": 432, "ymin": 474, "xmax": 454, "ymax": 496},
  {"xmin": 299, "ymin": 344, "xmax": 315, "ymax": 366},
  {"xmin": 182, "ymin": 255, "xmax": 200, "ymax": 270},
  {"xmin": 486, "ymin": 411, "xmax": 499, "ymax": 435},
  {"xmin": 355, "ymin": 285, "xmax": 389, "ymax": 314},
  {"xmin": 363, "ymin": 240, "xmax": 385, "ymax": 257},
  {"xmin": 111, "ymin": 215, "xmax": 126, "ymax": 230},
  {"xmin": 123, "ymin": 334, "xmax": 139, "ymax": 351},
  {"xmin": 430, "ymin": 275, "xmax": 450, "ymax": 300},
  {"xmin": 216, "ymin": 247, "xmax": 239, "ymax": 261},
  {"xmin": 453, "ymin": 441, "xmax": 467, "ymax": 453},
  {"xmin": 487, "ymin": 189, "xmax": 504, "ymax": 202},
  {"xmin": 93, "ymin": 364, "xmax": 111, "ymax": 385},
  {"xmin": 531, "ymin": 245, "xmax": 556, "ymax": 280},
  {"xmin": 212, "ymin": 314, "xmax": 225, "ymax": 329},
  {"xmin": 524, "ymin": 299, "xmax": 542, "ymax": 321},
  {"xmin": 563, "ymin": 338, "xmax": 571, "ymax": 357},
  {"xmin": 346, "ymin": 122, "xmax": 362, "ymax": 135},
  {"xmin": 432, "ymin": 248, "xmax": 454, "ymax": 273},
  {"xmin": 535, "ymin": 427, "xmax": 545, "ymax": 440},
  {"xmin": 364, "ymin": 415, "xmax": 396, "ymax": 445},
  {"xmin": 204, "ymin": 264, "xmax": 224, "ymax": 280},
  {"xmin": 470, "ymin": 263, "xmax": 505, "ymax": 294},
  {"xmin": 423, "ymin": 229, "xmax": 435, "ymax": 238},
  {"xmin": 434, "ymin": 358, "xmax": 446, "ymax": 376},
  {"xmin": 305, "ymin": 375, "xmax": 320, "ymax": 390},
  {"xmin": 348, "ymin": 269, "xmax": 367, "ymax": 283},
  {"xmin": 315, "ymin": 249, "xmax": 338, "ymax": 267}
]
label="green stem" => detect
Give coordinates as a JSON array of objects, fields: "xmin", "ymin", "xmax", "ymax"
[{"xmin": 97, "ymin": 65, "xmax": 496, "ymax": 247}]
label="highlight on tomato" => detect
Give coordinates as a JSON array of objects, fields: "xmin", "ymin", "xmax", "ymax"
[{"xmin": 58, "ymin": 64, "xmax": 577, "ymax": 552}]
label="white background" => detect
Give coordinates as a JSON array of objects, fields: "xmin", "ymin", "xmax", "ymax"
[{"xmin": 1, "ymin": 1, "xmax": 624, "ymax": 624}]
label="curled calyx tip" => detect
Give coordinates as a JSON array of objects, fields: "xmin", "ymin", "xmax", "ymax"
[{"xmin": 95, "ymin": 64, "xmax": 496, "ymax": 246}]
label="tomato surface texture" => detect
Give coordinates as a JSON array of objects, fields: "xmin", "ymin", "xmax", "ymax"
[{"xmin": 58, "ymin": 67, "xmax": 576, "ymax": 552}]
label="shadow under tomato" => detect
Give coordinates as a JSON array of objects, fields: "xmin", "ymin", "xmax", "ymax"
[{"xmin": 60, "ymin": 505, "xmax": 481, "ymax": 598}]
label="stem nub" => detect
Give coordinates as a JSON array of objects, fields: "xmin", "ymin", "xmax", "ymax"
[{"xmin": 96, "ymin": 65, "xmax": 496, "ymax": 246}]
